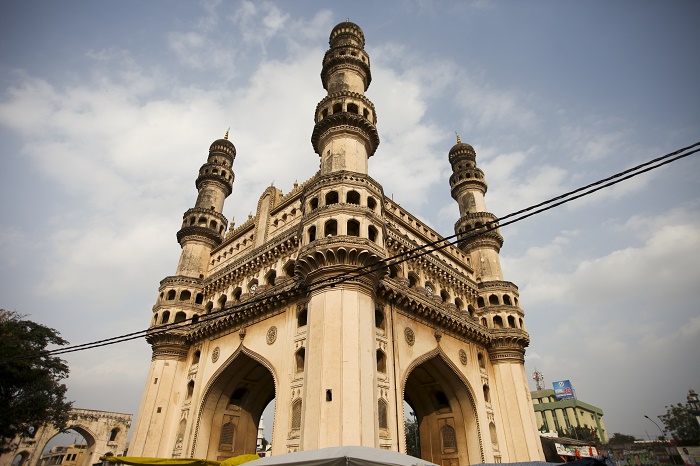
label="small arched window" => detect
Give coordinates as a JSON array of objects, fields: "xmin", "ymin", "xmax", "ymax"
[
  {"xmin": 193, "ymin": 350, "xmax": 201, "ymax": 364},
  {"xmin": 367, "ymin": 197, "xmax": 377, "ymax": 211},
  {"xmin": 347, "ymin": 219, "xmax": 360, "ymax": 236},
  {"xmin": 153, "ymin": 313, "xmax": 159, "ymax": 325},
  {"xmin": 167, "ymin": 290, "xmax": 176, "ymax": 300},
  {"xmin": 454, "ymin": 298, "xmax": 464, "ymax": 311},
  {"xmin": 186, "ymin": 380, "xmax": 195, "ymax": 399},
  {"xmin": 324, "ymin": 219, "xmax": 337, "ymax": 236},
  {"xmin": 507, "ymin": 315, "xmax": 516, "ymax": 328},
  {"xmin": 376, "ymin": 350, "xmax": 387, "ymax": 374},
  {"xmin": 493, "ymin": 316, "xmax": 503, "ymax": 328},
  {"xmin": 295, "ymin": 348, "xmax": 306, "ymax": 373},
  {"xmin": 308, "ymin": 225, "xmax": 317, "ymax": 242},
  {"xmin": 374, "ymin": 309, "xmax": 385, "ymax": 331},
  {"xmin": 489, "ymin": 294, "xmax": 499, "ymax": 305},
  {"xmin": 109, "ymin": 428, "xmax": 119, "ymax": 442},
  {"xmin": 309, "ymin": 198, "xmax": 319, "ymax": 210},
  {"xmin": 440, "ymin": 290, "xmax": 450, "ymax": 303},
  {"xmin": 346, "ymin": 191, "xmax": 360, "ymax": 204},
  {"xmin": 434, "ymin": 390, "xmax": 450, "ymax": 411},
  {"xmin": 205, "ymin": 302, "xmax": 213, "ymax": 314},
  {"xmin": 297, "ymin": 308, "xmax": 308, "ymax": 327},
  {"xmin": 378, "ymin": 399, "xmax": 388, "ymax": 430},
  {"xmin": 218, "ymin": 295, "xmax": 227, "ymax": 308},
  {"xmin": 219, "ymin": 421, "xmax": 234, "ymax": 451},
  {"xmin": 266, "ymin": 270, "xmax": 277, "ymax": 286},
  {"xmin": 483, "ymin": 384, "xmax": 490, "ymax": 403},
  {"xmin": 478, "ymin": 352, "xmax": 485, "ymax": 369},
  {"xmin": 233, "ymin": 287, "xmax": 242, "ymax": 302},
  {"xmin": 291, "ymin": 399, "xmax": 302, "ymax": 431},
  {"xmin": 347, "ymin": 103, "xmax": 359, "ymax": 114},
  {"xmin": 442, "ymin": 425, "xmax": 457, "ymax": 453},
  {"xmin": 480, "ymin": 317, "xmax": 487, "ymax": 326},
  {"xmin": 477, "ymin": 297, "xmax": 485, "ymax": 308},
  {"xmin": 229, "ymin": 388, "xmax": 247, "ymax": 408},
  {"xmin": 325, "ymin": 191, "xmax": 339, "ymax": 205},
  {"xmin": 161, "ymin": 311, "xmax": 170, "ymax": 324},
  {"xmin": 195, "ymin": 293, "xmax": 203, "ymax": 304},
  {"xmin": 332, "ymin": 103, "xmax": 342, "ymax": 114},
  {"xmin": 503, "ymin": 294, "xmax": 512, "ymax": 305},
  {"xmin": 174, "ymin": 311, "xmax": 187, "ymax": 323},
  {"xmin": 368, "ymin": 225, "xmax": 378, "ymax": 242},
  {"xmin": 191, "ymin": 314, "xmax": 199, "ymax": 324}
]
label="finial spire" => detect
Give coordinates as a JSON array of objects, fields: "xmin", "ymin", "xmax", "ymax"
[
  {"xmin": 455, "ymin": 132, "xmax": 461, "ymax": 144},
  {"xmin": 224, "ymin": 128, "xmax": 230, "ymax": 140},
  {"xmin": 346, "ymin": 17, "xmax": 349, "ymax": 22}
]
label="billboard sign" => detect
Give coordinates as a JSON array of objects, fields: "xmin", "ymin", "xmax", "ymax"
[{"xmin": 553, "ymin": 380, "xmax": 575, "ymax": 400}]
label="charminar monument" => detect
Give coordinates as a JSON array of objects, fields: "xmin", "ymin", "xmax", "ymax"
[{"xmin": 129, "ymin": 20, "xmax": 545, "ymax": 465}]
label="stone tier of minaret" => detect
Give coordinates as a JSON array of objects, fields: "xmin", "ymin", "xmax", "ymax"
[{"xmin": 311, "ymin": 20, "xmax": 379, "ymax": 175}]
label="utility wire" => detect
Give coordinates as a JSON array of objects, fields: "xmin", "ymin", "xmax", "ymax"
[{"xmin": 3, "ymin": 142, "xmax": 698, "ymax": 362}]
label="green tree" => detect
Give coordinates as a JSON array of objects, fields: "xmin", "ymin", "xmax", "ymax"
[
  {"xmin": 659, "ymin": 402, "xmax": 700, "ymax": 446},
  {"xmin": 0, "ymin": 310, "xmax": 73, "ymax": 453},
  {"xmin": 405, "ymin": 412, "xmax": 421, "ymax": 458},
  {"xmin": 607, "ymin": 432, "xmax": 637, "ymax": 444}
]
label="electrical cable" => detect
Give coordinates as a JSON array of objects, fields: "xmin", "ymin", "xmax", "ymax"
[{"xmin": 2, "ymin": 142, "xmax": 697, "ymax": 362}]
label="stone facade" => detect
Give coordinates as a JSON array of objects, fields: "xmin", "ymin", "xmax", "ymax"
[
  {"xmin": 0, "ymin": 409, "xmax": 132, "ymax": 466},
  {"xmin": 129, "ymin": 21, "xmax": 545, "ymax": 465}
]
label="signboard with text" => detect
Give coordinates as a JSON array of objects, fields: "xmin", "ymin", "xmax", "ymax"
[{"xmin": 553, "ymin": 380, "xmax": 575, "ymax": 400}]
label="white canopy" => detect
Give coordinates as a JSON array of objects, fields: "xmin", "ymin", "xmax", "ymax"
[{"xmin": 252, "ymin": 446, "xmax": 438, "ymax": 466}]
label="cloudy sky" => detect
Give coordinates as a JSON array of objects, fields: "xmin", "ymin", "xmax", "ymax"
[{"xmin": 1, "ymin": 0, "xmax": 699, "ymax": 444}]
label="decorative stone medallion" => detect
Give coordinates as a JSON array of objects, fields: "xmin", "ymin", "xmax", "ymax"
[
  {"xmin": 212, "ymin": 347, "xmax": 220, "ymax": 363},
  {"xmin": 404, "ymin": 327, "xmax": 415, "ymax": 346},
  {"xmin": 459, "ymin": 349, "xmax": 468, "ymax": 365},
  {"xmin": 267, "ymin": 326, "xmax": 278, "ymax": 345}
]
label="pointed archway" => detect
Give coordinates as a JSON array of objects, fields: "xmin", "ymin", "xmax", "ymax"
[
  {"xmin": 403, "ymin": 353, "xmax": 482, "ymax": 465},
  {"xmin": 192, "ymin": 349, "xmax": 276, "ymax": 460}
]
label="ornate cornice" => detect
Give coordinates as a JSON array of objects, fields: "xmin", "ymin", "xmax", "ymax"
[
  {"xmin": 487, "ymin": 328, "xmax": 530, "ymax": 363},
  {"xmin": 302, "ymin": 170, "xmax": 384, "ymax": 198},
  {"xmin": 378, "ymin": 277, "xmax": 490, "ymax": 346},
  {"xmin": 311, "ymin": 113, "xmax": 380, "ymax": 157},
  {"xmin": 176, "ymin": 226, "xmax": 222, "ymax": 248}
]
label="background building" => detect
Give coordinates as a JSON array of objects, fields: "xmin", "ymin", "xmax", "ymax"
[{"xmin": 531, "ymin": 388, "xmax": 607, "ymax": 443}]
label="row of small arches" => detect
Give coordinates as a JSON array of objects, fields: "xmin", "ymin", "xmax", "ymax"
[
  {"xmin": 153, "ymin": 310, "xmax": 200, "ymax": 326},
  {"xmin": 206, "ymin": 263, "xmax": 297, "ymax": 312},
  {"xmin": 319, "ymin": 100, "xmax": 374, "ymax": 124},
  {"xmin": 308, "ymin": 190, "xmax": 378, "ymax": 212},
  {"xmin": 186, "ymin": 215, "xmax": 225, "ymax": 235},
  {"xmin": 201, "ymin": 166, "xmax": 232, "ymax": 182},
  {"xmin": 160, "ymin": 289, "xmax": 204, "ymax": 304},
  {"xmin": 477, "ymin": 294, "xmax": 518, "ymax": 307},
  {"xmin": 212, "ymin": 233, "xmax": 256, "ymax": 265},
  {"xmin": 479, "ymin": 314, "xmax": 525, "ymax": 330},
  {"xmin": 307, "ymin": 219, "xmax": 379, "ymax": 243}
]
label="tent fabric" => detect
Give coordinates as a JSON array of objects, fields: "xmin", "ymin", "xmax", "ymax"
[{"xmin": 251, "ymin": 446, "xmax": 438, "ymax": 466}]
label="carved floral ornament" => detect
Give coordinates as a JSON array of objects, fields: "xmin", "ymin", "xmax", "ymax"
[
  {"xmin": 404, "ymin": 327, "xmax": 415, "ymax": 346},
  {"xmin": 459, "ymin": 349, "xmax": 468, "ymax": 365},
  {"xmin": 267, "ymin": 326, "xmax": 278, "ymax": 345},
  {"xmin": 212, "ymin": 347, "xmax": 220, "ymax": 363}
]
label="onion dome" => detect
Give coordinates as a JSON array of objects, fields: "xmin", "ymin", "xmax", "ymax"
[
  {"xmin": 209, "ymin": 129, "xmax": 236, "ymax": 161},
  {"xmin": 448, "ymin": 132, "xmax": 476, "ymax": 165},
  {"xmin": 329, "ymin": 19, "xmax": 365, "ymax": 48}
]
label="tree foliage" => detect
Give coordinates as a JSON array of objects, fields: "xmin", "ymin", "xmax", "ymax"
[
  {"xmin": 607, "ymin": 432, "xmax": 638, "ymax": 444},
  {"xmin": 0, "ymin": 310, "xmax": 73, "ymax": 453},
  {"xmin": 659, "ymin": 402, "xmax": 700, "ymax": 446}
]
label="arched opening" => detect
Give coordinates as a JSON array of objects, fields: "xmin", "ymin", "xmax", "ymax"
[
  {"xmin": 218, "ymin": 294, "xmax": 227, "ymax": 309},
  {"xmin": 161, "ymin": 311, "xmax": 170, "ymax": 324},
  {"xmin": 194, "ymin": 352, "xmax": 276, "ymax": 459},
  {"xmin": 174, "ymin": 311, "xmax": 187, "ymax": 324},
  {"xmin": 195, "ymin": 293, "xmax": 204, "ymax": 304},
  {"xmin": 193, "ymin": 350, "xmax": 201, "ymax": 365},
  {"xmin": 408, "ymin": 272, "xmax": 419, "ymax": 288},
  {"xmin": 265, "ymin": 270, "xmax": 276, "ymax": 287},
  {"xmin": 376, "ymin": 350, "xmax": 387, "ymax": 374},
  {"xmin": 205, "ymin": 302, "xmax": 214, "ymax": 314},
  {"xmin": 454, "ymin": 298, "xmax": 464, "ymax": 312},
  {"xmin": 367, "ymin": 197, "xmax": 377, "ymax": 211},
  {"xmin": 346, "ymin": 190, "xmax": 360, "ymax": 204},
  {"xmin": 507, "ymin": 315, "xmax": 516, "ymax": 328},
  {"xmin": 477, "ymin": 352, "xmax": 485, "ymax": 369},
  {"xmin": 297, "ymin": 308, "xmax": 308, "ymax": 328},
  {"xmin": 368, "ymin": 225, "xmax": 378, "ymax": 242},
  {"xmin": 489, "ymin": 295, "xmax": 499, "ymax": 305},
  {"xmin": 233, "ymin": 287, "xmax": 242, "ymax": 302},
  {"xmin": 325, "ymin": 191, "xmax": 339, "ymax": 205},
  {"xmin": 152, "ymin": 313, "xmax": 158, "ymax": 326},
  {"xmin": 477, "ymin": 297, "xmax": 485, "ymax": 308},
  {"xmin": 324, "ymin": 219, "xmax": 337, "ymax": 237},
  {"xmin": 440, "ymin": 290, "xmax": 450, "ymax": 303},
  {"xmin": 308, "ymin": 225, "xmax": 316, "ymax": 242},
  {"xmin": 192, "ymin": 314, "xmax": 199, "ymax": 324},
  {"xmin": 378, "ymin": 399, "xmax": 388, "ymax": 431},
  {"xmin": 493, "ymin": 315, "xmax": 503, "ymax": 328},
  {"xmin": 284, "ymin": 261, "xmax": 295, "ymax": 278},
  {"xmin": 309, "ymin": 198, "xmax": 319, "ymax": 210},
  {"xmin": 332, "ymin": 102, "xmax": 342, "ymax": 114},
  {"xmin": 480, "ymin": 317, "xmax": 487, "ymax": 326},
  {"xmin": 347, "ymin": 103, "xmax": 359, "ymax": 114},
  {"xmin": 180, "ymin": 290, "xmax": 191, "ymax": 301},
  {"xmin": 347, "ymin": 219, "xmax": 360, "ymax": 236},
  {"xmin": 295, "ymin": 348, "xmax": 305, "ymax": 373},
  {"xmin": 167, "ymin": 290, "xmax": 176, "ymax": 300},
  {"xmin": 503, "ymin": 294, "xmax": 512, "ymax": 305},
  {"xmin": 403, "ymin": 355, "xmax": 480, "ymax": 464},
  {"xmin": 483, "ymin": 384, "xmax": 490, "ymax": 403},
  {"xmin": 467, "ymin": 305, "xmax": 475, "ymax": 318},
  {"xmin": 374, "ymin": 308, "xmax": 385, "ymax": 332},
  {"xmin": 39, "ymin": 427, "xmax": 94, "ymax": 466}
]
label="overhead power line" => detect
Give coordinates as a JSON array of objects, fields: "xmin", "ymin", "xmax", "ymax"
[{"xmin": 2, "ymin": 142, "xmax": 698, "ymax": 363}]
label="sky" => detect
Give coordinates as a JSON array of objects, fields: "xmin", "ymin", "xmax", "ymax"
[{"xmin": 1, "ymin": 0, "xmax": 699, "ymax": 445}]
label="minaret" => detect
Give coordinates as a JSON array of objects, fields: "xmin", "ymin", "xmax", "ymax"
[
  {"xmin": 449, "ymin": 133, "xmax": 503, "ymax": 281},
  {"xmin": 296, "ymin": 20, "xmax": 386, "ymax": 450},
  {"xmin": 129, "ymin": 132, "xmax": 236, "ymax": 457},
  {"xmin": 449, "ymin": 135, "xmax": 543, "ymax": 461},
  {"xmin": 311, "ymin": 20, "xmax": 379, "ymax": 175}
]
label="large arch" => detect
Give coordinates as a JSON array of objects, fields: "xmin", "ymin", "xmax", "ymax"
[
  {"xmin": 191, "ymin": 348, "xmax": 276, "ymax": 460},
  {"xmin": 402, "ymin": 351, "xmax": 482, "ymax": 465}
]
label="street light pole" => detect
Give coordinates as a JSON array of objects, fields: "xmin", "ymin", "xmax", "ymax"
[{"xmin": 644, "ymin": 415, "xmax": 673, "ymax": 465}]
